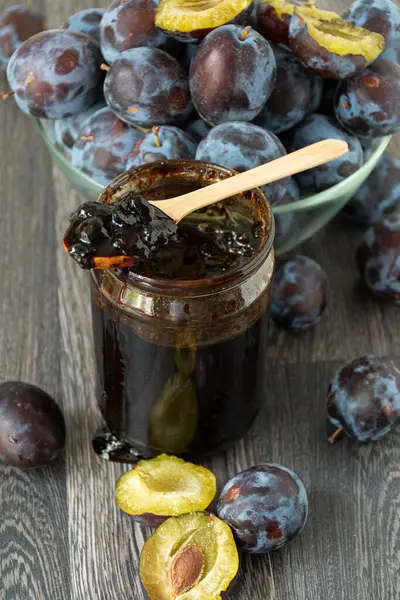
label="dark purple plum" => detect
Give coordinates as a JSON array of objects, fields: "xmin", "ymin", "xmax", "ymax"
[
  {"xmin": 104, "ymin": 47, "xmax": 192, "ymax": 128},
  {"xmin": 289, "ymin": 114, "xmax": 364, "ymax": 192},
  {"xmin": 0, "ymin": 381, "xmax": 66, "ymax": 468},
  {"xmin": 217, "ymin": 464, "xmax": 308, "ymax": 553},
  {"xmin": 356, "ymin": 211, "xmax": 400, "ymax": 304},
  {"xmin": 72, "ymin": 107, "xmax": 143, "ymax": 186},
  {"xmin": 327, "ymin": 355, "xmax": 400, "ymax": 443},
  {"xmin": 335, "ymin": 59, "xmax": 400, "ymax": 139},
  {"xmin": 63, "ymin": 8, "xmax": 105, "ymax": 43},
  {"xmin": 271, "ymin": 255, "xmax": 328, "ymax": 331},
  {"xmin": 343, "ymin": 153, "xmax": 400, "ymax": 225},
  {"xmin": 190, "ymin": 25, "xmax": 276, "ymax": 126},
  {"xmin": 0, "ymin": 5, "xmax": 47, "ymax": 69},
  {"xmin": 344, "ymin": 0, "xmax": 400, "ymax": 65},
  {"xmin": 155, "ymin": 0, "xmax": 254, "ymax": 43},
  {"xmin": 257, "ymin": 0, "xmax": 315, "ymax": 45},
  {"xmin": 54, "ymin": 99, "xmax": 106, "ymax": 157},
  {"xmin": 289, "ymin": 6, "xmax": 385, "ymax": 79},
  {"xmin": 273, "ymin": 179, "xmax": 301, "ymax": 252},
  {"xmin": 6, "ymin": 29, "xmax": 103, "ymax": 119},
  {"xmin": 184, "ymin": 117, "xmax": 210, "ymax": 142},
  {"xmin": 196, "ymin": 121, "xmax": 287, "ymax": 204},
  {"xmin": 254, "ymin": 44, "xmax": 322, "ymax": 134},
  {"xmin": 126, "ymin": 126, "xmax": 197, "ymax": 168},
  {"xmin": 100, "ymin": 0, "xmax": 174, "ymax": 64}
]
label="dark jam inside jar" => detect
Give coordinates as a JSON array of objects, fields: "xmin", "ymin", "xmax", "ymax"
[{"xmin": 91, "ymin": 161, "xmax": 274, "ymax": 461}]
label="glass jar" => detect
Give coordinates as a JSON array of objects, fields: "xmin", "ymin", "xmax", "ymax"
[{"xmin": 91, "ymin": 160, "xmax": 275, "ymax": 462}]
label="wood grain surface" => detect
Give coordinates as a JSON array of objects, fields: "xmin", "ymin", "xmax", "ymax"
[{"xmin": 0, "ymin": 0, "xmax": 399, "ymax": 599}]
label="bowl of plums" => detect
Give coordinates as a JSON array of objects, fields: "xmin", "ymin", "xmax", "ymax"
[{"xmin": 1, "ymin": 0, "xmax": 399, "ymax": 254}]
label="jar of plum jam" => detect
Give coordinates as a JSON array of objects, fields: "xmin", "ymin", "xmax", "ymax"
[{"xmin": 91, "ymin": 160, "xmax": 275, "ymax": 462}]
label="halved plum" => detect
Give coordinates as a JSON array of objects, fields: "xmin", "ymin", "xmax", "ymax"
[
  {"xmin": 140, "ymin": 512, "xmax": 239, "ymax": 599},
  {"xmin": 289, "ymin": 6, "xmax": 385, "ymax": 79},
  {"xmin": 115, "ymin": 455, "xmax": 216, "ymax": 527},
  {"xmin": 155, "ymin": 0, "xmax": 253, "ymax": 43},
  {"xmin": 257, "ymin": 0, "xmax": 315, "ymax": 45}
]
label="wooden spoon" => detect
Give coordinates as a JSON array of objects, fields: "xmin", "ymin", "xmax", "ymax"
[{"xmin": 149, "ymin": 139, "xmax": 349, "ymax": 223}]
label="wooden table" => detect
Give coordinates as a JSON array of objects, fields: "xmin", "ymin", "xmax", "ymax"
[{"xmin": 0, "ymin": 1, "xmax": 399, "ymax": 598}]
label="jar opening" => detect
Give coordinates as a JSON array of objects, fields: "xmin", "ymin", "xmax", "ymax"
[{"xmin": 97, "ymin": 159, "xmax": 274, "ymax": 294}]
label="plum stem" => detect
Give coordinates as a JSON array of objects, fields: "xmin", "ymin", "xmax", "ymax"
[
  {"xmin": 240, "ymin": 26, "xmax": 251, "ymax": 41},
  {"xmin": 152, "ymin": 126, "xmax": 161, "ymax": 148},
  {"xmin": 328, "ymin": 426, "xmax": 343, "ymax": 444},
  {"xmin": 0, "ymin": 90, "xmax": 14, "ymax": 100},
  {"xmin": 100, "ymin": 63, "xmax": 110, "ymax": 72}
]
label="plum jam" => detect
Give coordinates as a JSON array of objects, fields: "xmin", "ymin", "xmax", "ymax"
[{"xmin": 90, "ymin": 160, "xmax": 275, "ymax": 461}]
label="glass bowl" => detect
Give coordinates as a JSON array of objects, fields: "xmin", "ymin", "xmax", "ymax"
[{"xmin": 38, "ymin": 119, "xmax": 391, "ymax": 255}]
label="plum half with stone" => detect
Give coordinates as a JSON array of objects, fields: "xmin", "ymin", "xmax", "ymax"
[
  {"xmin": 115, "ymin": 454, "xmax": 216, "ymax": 526},
  {"xmin": 155, "ymin": 0, "xmax": 254, "ymax": 43},
  {"xmin": 0, "ymin": 381, "xmax": 66, "ymax": 469},
  {"xmin": 327, "ymin": 354, "xmax": 400, "ymax": 443},
  {"xmin": 217, "ymin": 464, "xmax": 308, "ymax": 553},
  {"xmin": 271, "ymin": 255, "xmax": 329, "ymax": 332},
  {"xmin": 335, "ymin": 59, "xmax": 400, "ymax": 138},
  {"xmin": 126, "ymin": 126, "xmax": 197, "ymax": 168},
  {"xmin": 356, "ymin": 211, "xmax": 400, "ymax": 304},
  {"xmin": 104, "ymin": 47, "xmax": 192, "ymax": 128},
  {"xmin": 0, "ymin": 5, "xmax": 47, "ymax": 68},
  {"xmin": 140, "ymin": 512, "xmax": 239, "ymax": 599},
  {"xmin": 257, "ymin": 0, "xmax": 315, "ymax": 46},
  {"xmin": 288, "ymin": 5, "xmax": 385, "ymax": 79},
  {"xmin": 344, "ymin": 0, "xmax": 400, "ymax": 65},
  {"xmin": 6, "ymin": 29, "xmax": 103, "ymax": 119},
  {"xmin": 190, "ymin": 25, "xmax": 276, "ymax": 126}
]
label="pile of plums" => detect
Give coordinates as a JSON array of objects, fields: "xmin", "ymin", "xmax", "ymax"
[{"xmin": 1, "ymin": 0, "xmax": 399, "ymax": 255}]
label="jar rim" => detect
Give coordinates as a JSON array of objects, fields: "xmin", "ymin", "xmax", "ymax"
[{"xmin": 96, "ymin": 159, "xmax": 275, "ymax": 295}]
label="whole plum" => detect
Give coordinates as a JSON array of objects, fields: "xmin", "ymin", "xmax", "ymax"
[
  {"xmin": 344, "ymin": 0, "xmax": 400, "ymax": 65},
  {"xmin": 190, "ymin": 24, "xmax": 276, "ymax": 126},
  {"xmin": 184, "ymin": 117, "xmax": 210, "ymax": 142},
  {"xmin": 195, "ymin": 121, "xmax": 287, "ymax": 204},
  {"xmin": 327, "ymin": 354, "xmax": 400, "ymax": 443},
  {"xmin": 343, "ymin": 153, "xmax": 400, "ymax": 224},
  {"xmin": 271, "ymin": 254, "xmax": 329, "ymax": 331},
  {"xmin": 0, "ymin": 5, "xmax": 46, "ymax": 69},
  {"xmin": 254, "ymin": 44, "xmax": 322, "ymax": 134},
  {"xmin": 54, "ymin": 99, "xmax": 106, "ymax": 157},
  {"xmin": 217, "ymin": 464, "xmax": 308, "ymax": 553},
  {"xmin": 289, "ymin": 6, "xmax": 385, "ymax": 79},
  {"xmin": 7, "ymin": 30, "xmax": 103, "ymax": 119},
  {"xmin": 100, "ymin": 0, "xmax": 174, "ymax": 64},
  {"xmin": 72, "ymin": 107, "xmax": 143, "ymax": 186},
  {"xmin": 335, "ymin": 59, "xmax": 400, "ymax": 138},
  {"xmin": 257, "ymin": 0, "xmax": 315, "ymax": 45},
  {"xmin": 356, "ymin": 211, "xmax": 400, "ymax": 304},
  {"xmin": 0, "ymin": 381, "xmax": 66, "ymax": 468},
  {"xmin": 289, "ymin": 114, "xmax": 364, "ymax": 192},
  {"xmin": 273, "ymin": 179, "xmax": 301, "ymax": 252},
  {"xmin": 126, "ymin": 126, "xmax": 197, "ymax": 168},
  {"xmin": 63, "ymin": 8, "xmax": 105, "ymax": 42},
  {"xmin": 104, "ymin": 47, "xmax": 191, "ymax": 128}
]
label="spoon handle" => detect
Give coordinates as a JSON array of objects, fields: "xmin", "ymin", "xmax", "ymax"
[{"xmin": 149, "ymin": 139, "xmax": 349, "ymax": 223}]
